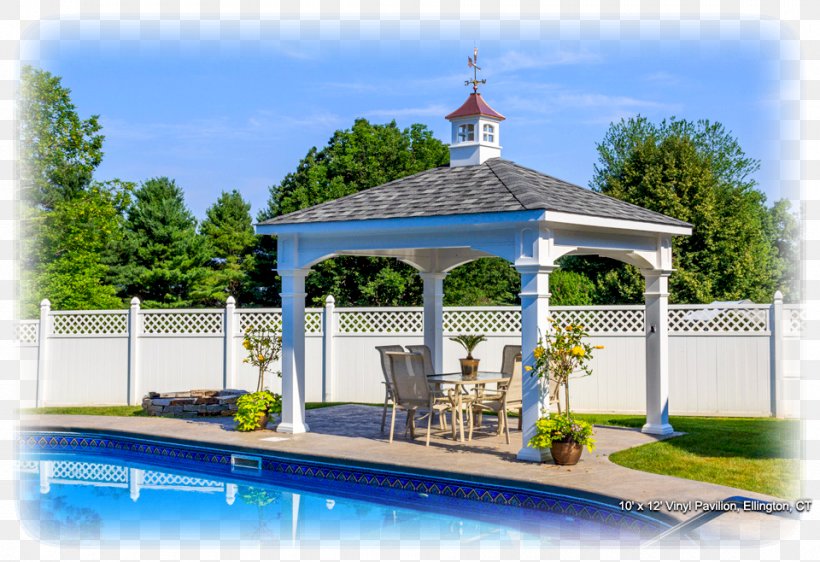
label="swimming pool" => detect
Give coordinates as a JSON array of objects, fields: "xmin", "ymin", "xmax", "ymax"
[{"xmin": 18, "ymin": 431, "xmax": 670, "ymax": 544}]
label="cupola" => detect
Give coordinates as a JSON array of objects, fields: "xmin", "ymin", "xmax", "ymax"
[{"xmin": 445, "ymin": 49, "xmax": 505, "ymax": 167}]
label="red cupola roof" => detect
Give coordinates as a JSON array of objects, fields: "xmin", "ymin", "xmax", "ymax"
[{"xmin": 445, "ymin": 93, "xmax": 505, "ymax": 121}]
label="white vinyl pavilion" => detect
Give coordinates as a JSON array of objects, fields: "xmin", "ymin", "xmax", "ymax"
[
  {"xmin": 257, "ymin": 185, "xmax": 691, "ymax": 462},
  {"xmin": 257, "ymin": 91, "xmax": 691, "ymax": 462}
]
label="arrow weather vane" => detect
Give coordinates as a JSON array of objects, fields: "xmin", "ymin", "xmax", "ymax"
[{"xmin": 465, "ymin": 47, "xmax": 486, "ymax": 93}]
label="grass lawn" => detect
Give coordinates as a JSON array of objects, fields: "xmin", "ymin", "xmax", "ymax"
[
  {"xmin": 22, "ymin": 406, "xmax": 799, "ymax": 498},
  {"xmin": 571, "ymin": 413, "xmax": 801, "ymax": 499}
]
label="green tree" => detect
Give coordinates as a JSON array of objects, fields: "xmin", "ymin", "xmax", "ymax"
[
  {"xmin": 114, "ymin": 177, "xmax": 209, "ymax": 307},
  {"xmin": 567, "ymin": 116, "xmax": 785, "ymax": 304},
  {"xmin": 443, "ymin": 258, "xmax": 520, "ymax": 306},
  {"xmin": 22, "ymin": 181, "xmax": 131, "ymax": 316},
  {"xmin": 766, "ymin": 199, "xmax": 800, "ymax": 302},
  {"xmin": 19, "ymin": 65, "xmax": 104, "ymax": 210},
  {"xmin": 257, "ymin": 119, "xmax": 449, "ymax": 306},
  {"xmin": 548, "ymin": 269, "xmax": 597, "ymax": 306},
  {"xmin": 19, "ymin": 65, "xmax": 116, "ymax": 316},
  {"xmin": 197, "ymin": 190, "xmax": 257, "ymax": 305}
]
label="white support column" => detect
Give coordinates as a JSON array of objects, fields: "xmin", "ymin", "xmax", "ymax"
[
  {"xmin": 39, "ymin": 460, "xmax": 52, "ymax": 494},
  {"xmin": 129, "ymin": 468, "xmax": 143, "ymax": 502},
  {"xmin": 36, "ymin": 299, "xmax": 50, "ymax": 408},
  {"xmin": 770, "ymin": 290, "xmax": 784, "ymax": 417},
  {"xmin": 224, "ymin": 296, "xmax": 237, "ymax": 390},
  {"xmin": 277, "ymin": 269, "xmax": 310, "ymax": 434},
  {"xmin": 642, "ymin": 270, "xmax": 674, "ymax": 435},
  {"xmin": 420, "ymin": 272, "xmax": 447, "ymax": 373},
  {"xmin": 127, "ymin": 297, "xmax": 140, "ymax": 406},
  {"xmin": 225, "ymin": 483, "xmax": 237, "ymax": 505},
  {"xmin": 516, "ymin": 264, "xmax": 555, "ymax": 462},
  {"xmin": 322, "ymin": 295, "xmax": 336, "ymax": 402}
]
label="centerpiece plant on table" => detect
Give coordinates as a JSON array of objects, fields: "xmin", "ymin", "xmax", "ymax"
[
  {"xmin": 235, "ymin": 326, "xmax": 283, "ymax": 431},
  {"xmin": 449, "ymin": 334, "xmax": 487, "ymax": 379},
  {"xmin": 526, "ymin": 319, "xmax": 603, "ymax": 465}
]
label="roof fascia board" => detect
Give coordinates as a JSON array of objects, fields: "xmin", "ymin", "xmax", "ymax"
[
  {"xmin": 544, "ymin": 211, "xmax": 692, "ymax": 236},
  {"xmin": 255, "ymin": 210, "xmax": 546, "ymax": 237}
]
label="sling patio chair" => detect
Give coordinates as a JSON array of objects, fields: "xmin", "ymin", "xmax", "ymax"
[
  {"xmin": 472, "ymin": 344, "xmax": 522, "ymax": 443},
  {"xmin": 385, "ymin": 351, "xmax": 472, "ymax": 446},
  {"xmin": 405, "ymin": 344, "xmax": 449, "ymax": 430},
  {"xmin": 375, "ymin": 345, "xmax": 405, "ymax": 434}
]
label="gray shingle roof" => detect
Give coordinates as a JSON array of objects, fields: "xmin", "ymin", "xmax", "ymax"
[{"xmin": 260, "ymin": 158, "xmax": 691, "ymax": 228}]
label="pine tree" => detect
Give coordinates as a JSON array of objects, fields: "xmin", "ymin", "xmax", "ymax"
[
  {"xmin": 114, "ymin": 177, "xmax": 209, "ymax": 307},
  {"xmin": 197, "ymin": 190, "xmax": 257, "ymax": 306}
]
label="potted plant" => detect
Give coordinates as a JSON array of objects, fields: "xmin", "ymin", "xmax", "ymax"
[
  {"xmin": 526, "ymin": 319, "xmax": 604, "ymax": 465},
  {"xmin": 235, "ymin": 325, "xmax": 283, "ymax": 431},
  {"xmin": 234, "ymin": 390, "xmax": 282, "ymax": 431},
  {"xmin": 242, "ymin": 325, "xmax": 282, "ymax": 392},
  {"xmin": 528, "ymin": 414, "xmax": 596, "ymax": 465},
  {"xmin": 449, "ymin": 334, "xmax": 487, "ymax": 379}
]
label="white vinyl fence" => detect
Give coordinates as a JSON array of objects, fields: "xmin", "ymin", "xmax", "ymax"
[{"xmin": 16, "ymin": 294, "xmax": 802, "ymax": 418}]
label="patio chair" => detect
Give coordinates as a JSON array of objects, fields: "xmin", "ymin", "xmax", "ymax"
[
  {"xmin": 406, "ymin": 344, "xmax": 448, "ymax": 429},
  {"xmin": 405, "ymin": 344, "xmax": 435, "ymax": 375},
  {"xmin": 472, "ymin": 345, "xmax": 522, "ymax": 443},
  {"xmin": 376, "ymin": 345, "xmax": 405, "ymax": 433},
  {"xmin": 386, "ymin": 352, "xmax": 471, "ymax": 446}
]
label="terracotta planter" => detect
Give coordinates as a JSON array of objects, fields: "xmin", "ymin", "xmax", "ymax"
[
  {"xmin": 256, "ymin": 412, "xmax": 271, "ymax": 430},
  {"xmin": 459, "ymin": 358, "xmax": 480, "ymax": 379},
  {"xmin": 550, "ymin": 440, "xmax": 583, "ymax": 465}
]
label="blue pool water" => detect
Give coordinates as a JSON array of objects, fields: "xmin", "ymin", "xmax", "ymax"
[{"xmin": 18, "ymin": 432, "xmax": 667, "ymax": 544}]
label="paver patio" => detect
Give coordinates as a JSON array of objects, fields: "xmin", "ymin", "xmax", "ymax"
[{"xmin": 20, "ymin": 405, "xmax": 798, "ymax": 544}]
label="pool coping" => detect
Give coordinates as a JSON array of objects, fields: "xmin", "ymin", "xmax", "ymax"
[
  {"xmin": 19, "ymin": 427, "xmax": 675, "ymax": 538},
  {"xmin": 19, "ymin": 409, "xmax": 792, "ymax": 532}
]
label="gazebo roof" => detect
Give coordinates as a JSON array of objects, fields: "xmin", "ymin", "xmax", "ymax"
[{"xmin": 259, "ymin": 158, "xmax": 690, "ymax": 229}]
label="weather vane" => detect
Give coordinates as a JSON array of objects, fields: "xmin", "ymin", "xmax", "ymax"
[{"xmin": 465, "ymin": 47, "xmax": 486, "ymax": 93}]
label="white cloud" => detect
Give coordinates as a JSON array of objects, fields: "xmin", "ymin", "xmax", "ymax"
[
  {"xmin": 488, "ymin": 50, "xmax": 602, "ymax": 73},
  {"xmin": 363, "ymin": 104, "xmax": 450, "ymax": 119},
  {"xmin": 101, "ymin": 110, "xmax": 344, "ymax": 146}
]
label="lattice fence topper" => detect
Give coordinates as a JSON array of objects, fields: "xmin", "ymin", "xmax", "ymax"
[
  {"xmin": 668, "ymin": 306, "xmax": 769, "ymax": 333},
  {"xmin": 305, "ymin": 311, "xmax": 322, "ymax": 334},
  {"xmin": 142, "ymin": 311, "xmax": 223, "ymax": 335},
  {"xmin": 51, "ymin": 312, "xmax": 128, "ymax": 336},
  {"xmin": 239, "ymin": 311, "xmax": 282, "ymax": 333},
  {"xmin": 785, "ymin": 306, "xmax": 805, "ymax": 336},
  {"xmin": 15, "ymin": 321, "xmax": 39, "ymax": 344},
  {"xmin": 549, "ymin": 307, "xmax": 644, "ymax": 334},
  {"xmin": 338, "ymin": 309, "xmax": 424, "ymax": 334},
  {"xmin": 443, "ymin": 309, "xmax": 521, "ymax": 334},
  {"xmin": 50, "ymin": 461, "xmax": 128, "ymax": 484},
  {"xmin": 141, "ymin": 470, "xmax": 223, "ymax": 488}
]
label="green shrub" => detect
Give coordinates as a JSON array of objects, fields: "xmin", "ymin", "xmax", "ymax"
[
  {"xmin": 528, "ymin": 414, "xmax": 596, "ymax": 452},
  {"xmin": 234, "ymin": 390, "xmax": 281, "ymax": 432}
]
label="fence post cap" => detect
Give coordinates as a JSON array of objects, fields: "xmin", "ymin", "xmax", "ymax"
[
  {"xmin": 130, "ymin": 297, "xmax": 141, "ymax": 306},
  {"xmin": 773, "ymin": 290, "xmax": 783, "ymax": 302},
  {"xmin": 325, "ymin": 295, "xmax": 335, "ymax": 305},
  {"xmin": 226, "ymin": 296, "xmax": 236, "ymax": 306},
  {"xmin": 40, "ymin": 299, "xmax": 50, "ymax": 307}
]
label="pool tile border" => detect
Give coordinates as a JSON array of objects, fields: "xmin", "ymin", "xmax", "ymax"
[{"xmin": 20, "ymin": 430, "xmax": 667, "ymax": 535}]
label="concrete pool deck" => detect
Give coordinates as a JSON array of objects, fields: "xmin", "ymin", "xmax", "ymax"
[{"xmin": 19, "ymin": 405, "xmax": 799, "ymax": 544}]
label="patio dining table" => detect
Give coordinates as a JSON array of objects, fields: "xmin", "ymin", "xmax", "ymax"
[{"xmin": 427, "ymin": 371, "xmax": 508, "ymax": 443}]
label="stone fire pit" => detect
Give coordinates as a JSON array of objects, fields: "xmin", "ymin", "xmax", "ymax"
[{"xmin": 141, "ymin": 389, "xmax": 248, "ymax": 417}]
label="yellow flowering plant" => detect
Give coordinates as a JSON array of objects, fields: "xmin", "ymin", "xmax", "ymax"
[
  {"xmin": 527, "ymin": 318, "xmax": 604, "ymax": 416},
  {"xmin": 242, "ymin": 325, "xmax": 282, "ymax": 392}
]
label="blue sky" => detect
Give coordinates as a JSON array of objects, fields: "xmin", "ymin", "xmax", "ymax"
[{"xmin": 40, "ymin": 40, "xmax": 780, "ymax": 221}]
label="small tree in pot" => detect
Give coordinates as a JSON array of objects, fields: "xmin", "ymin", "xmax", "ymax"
[
  {"xmin": 449, "ymin": 334, "xmax": 487, "ymax": 379},
  {"xmin": 235, "ymin": 325, "xmax": 283, "ymax": 431},
  {"xmin": 526, "ymin": 319, "xmax": 603, "ymax": 464}
]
